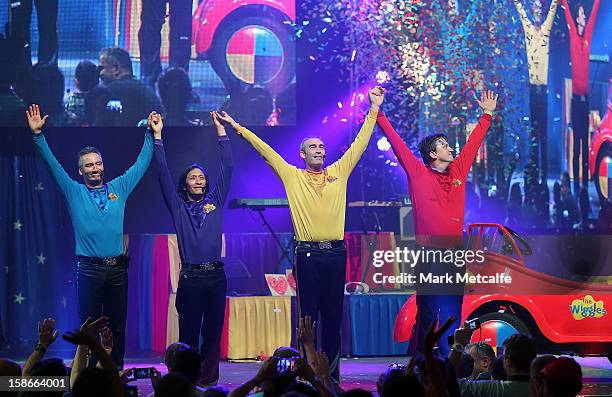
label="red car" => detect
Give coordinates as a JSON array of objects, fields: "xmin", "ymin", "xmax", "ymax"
[
  {"xmin": 589, "ymin": 79, "xmax": 612, "ymax": 204},
  {"xmin": 192, "ymin": 0, "xmax": 296, "ymax": 96},
  {"xmin": 394, "ymin": 223, "xmax": 612, "ymax": 363}
]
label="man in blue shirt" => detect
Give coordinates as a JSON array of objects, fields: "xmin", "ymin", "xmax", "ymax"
[{"xmin": 26, "ymin": 104, "xmax": 155, "ymax": 368}]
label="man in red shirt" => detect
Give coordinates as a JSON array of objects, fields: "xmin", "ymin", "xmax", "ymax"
[
  {"xmin": 560, "ymin": 0, "xmax": 600, "ymax": 198},
  {"xmin": 377, "ymin": 91, "xmax": 497, "ymax": 356}
]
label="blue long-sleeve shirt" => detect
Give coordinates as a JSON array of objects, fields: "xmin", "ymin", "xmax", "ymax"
[
  {"xmin": 33, "ymin": 132, "xmax": 154, "ymax": 257},
  {"xmin": 154, "ymin": 137, "xmax": 233, "ymax": 264}
]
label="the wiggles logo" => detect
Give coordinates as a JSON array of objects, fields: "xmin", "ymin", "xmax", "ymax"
[{"xmin": 569, "ymin": 295, "xmax": 607, "ymax": 320}]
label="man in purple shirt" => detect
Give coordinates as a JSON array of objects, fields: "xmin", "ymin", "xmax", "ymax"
[{"xmin": 152, "ymin": 111, "xmax": 233, "ymax": 386}]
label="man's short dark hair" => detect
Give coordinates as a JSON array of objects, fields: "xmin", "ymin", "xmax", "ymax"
[
  {"xmin": 169, "ymin": 345, "xmax": 201, "ymax": 384},
  {"xmin": 203, "ymin": 385, "xmax": 230, "ymax": 397},
  {"xmin": 30, "ymin": 358, "xmax": 67, "ymax": 377},
  {"xmin": 75, "ymin": 61, "xmax": 100, "ymax": 92},
  {"xmin": 503, "ymin": 334, "xmax": 536, "ymax": 373},
  {"xmin": 100, "ymin": 47, "xmax": 133, "ymax": 76},
  {"xmin": 71, "ymin": 367, "xmax": 112, "ymax": 397},
  {"xmin": 418, "ymin": 133, "xmax": 448, "ymax": 166},
  {"xmin": 377, "ymin": 367, "xmax": 424, "ymax": 397},
  {"xmin": 155, "ymin": 372, "xmax": 191, "ymax": 397},
  {"xmin": 572, "ymin": 2, "xmax": 585, "ymax": 24},
  {"xmin": 78, "ymin": 146, "xmax": 103, "ymax": 167},
  {"xmin": 468, "ymin": 341, "xmax": 496, "ymax": 361},
  {"xmin": 158, "ymin": 67, "xmax": 192, "ymax": 112}
]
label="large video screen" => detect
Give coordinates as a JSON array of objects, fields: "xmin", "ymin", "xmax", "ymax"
[{"xmin": 0, "ymin": 0, "xmax": 296, "ymax": 127}]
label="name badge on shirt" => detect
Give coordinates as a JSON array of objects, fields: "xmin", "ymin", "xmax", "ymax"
[
  {"xmin": 108, "ymin": 192, "xmax": 119, "ymax": 201},
  {"xmin": 452, "ymin": 179, "xmax": 462, "ymax": 187}
]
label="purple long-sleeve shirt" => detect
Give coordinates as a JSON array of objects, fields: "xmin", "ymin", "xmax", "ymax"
[{"xmin": 154, "ymin": 137, "xmax": 233, "ymax": 264}]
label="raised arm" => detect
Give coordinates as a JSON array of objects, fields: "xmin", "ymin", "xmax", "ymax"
[
  {"xmin": 585, "ymin": 0, "xmax": 600, "ymax": 40},
  {"xmin": 376, "ymin": 112, "xmax": 425, "ymax": 177},
  {"xmin": 22, "ymin": 318, "xmax": 59, "ymax": 376},
  {"xmin": 112, "ymin": 123, "xmax": 155, "ymax": 196},
  {"xmin": 208, "ymin": 112, "xmax": 234, "ymax": 207},
  {"xmin": 454, "ymin": 90, "xmax": 496, "ymax": 177},
  {"xmin": 216, "ymin": 111, "xmax": 292, "ymax": 181},
  {"xmin": 543, "ymin": 0, "xmax": 560, "ymax": 34},
  {"xmin": 152, "ymin": 112, "xmax": 181, "ymax": 213},
  {"xmin": 331, "ymin": 86, "xmax": 384, "ymax": 177},
  {"xmin": 28, "ymin": 104, "xmax": 77, "ymax": 195},
  {"xmin": 560, "ymin": 0, "xmax": 576, "ymax": 32},
  {"xmin": 513, "ymin": 0, "xmax": 531, "ymax": 28}
]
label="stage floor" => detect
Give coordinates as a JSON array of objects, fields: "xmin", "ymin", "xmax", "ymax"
[{"xmin": 114, "ymin": 355, "xmax": 611, "ymax": 396}]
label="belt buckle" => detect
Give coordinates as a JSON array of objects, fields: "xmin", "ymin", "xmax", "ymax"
[
  {"xmin": 200, "ymin": 263, "xmax": 215, "ymax": 271},
  {"xmin": 103, "ymin": 257, "xmax": 117, "ymax": 266},
  {"xmin": 318, "ymin": 241, "xmax": 332, "ymax": 249}
]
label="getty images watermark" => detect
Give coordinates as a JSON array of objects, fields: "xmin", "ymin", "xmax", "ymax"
[{"xmin": 371, "ymin": 247, "xmax": 512, "ymax": 285}]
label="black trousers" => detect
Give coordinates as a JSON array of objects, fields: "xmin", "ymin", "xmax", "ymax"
[
  {"xmin": 294, "ymin": 243, "xmax": 347, "ymax": 381},
  {"xmin": 409, "ymin": 246, "xmax": 464, "ymax": 358},
  {"xmin": 76, "ymin": 259, "xmax": 129, "ymax": 368},
  {"xmin": 9, "ymin": 0, "xmax": 58, "ymax": 67},
  {"xmin": 529, "ymin": 84, "xmax": 549, "ymax": 183},
  {"xmin": 175, "ymin": 267, "xmax": 227, "ymax": 384},
  {"xmin": 138, "ymin": 0, "xmax": 192, "ymax": 86},
  {"xmin": 571, "ymin": 95, "xmax": 590, "ymax": 195}
]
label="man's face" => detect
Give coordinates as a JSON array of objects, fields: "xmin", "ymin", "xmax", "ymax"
[
  {"xmin": 98, "ymin": 55, "xmax": 118, "ymax": 84},
  {"xmin": 430, "ymin": 138, "xmax": 454, "ymax": 164},
  {"xmin": 532, "ymin": 0, "xmax": 543, "ymax": 24},
  {"xmin": 466, "ymin": 346, "xmax": 490, "ymax": 375},
  {"xmin": 185, "ymin": 168, "xmax": 207, "ymax": 197},
  {"xmin": 79, "ymin": 152, "xmax": 104, "ymax": 186},
  {"xmin": 300, "ymin": 138, "xmax": 326, "ymax": 169},
  {"xmin": 576, "ymin": 6, "xmax": 586, "ymax": 33}
]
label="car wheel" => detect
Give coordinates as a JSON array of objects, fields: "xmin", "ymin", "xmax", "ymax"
[
  {"xmin": 209, "ymin": 14, "xmax": 295, "ymax": 96},
  {"xmin": 594, "ymin": 145, "xmax": 612, "ymax": 206},
  {"xmin": 468, "ymin": 312, "xmax": 531, "ymax": 355}
]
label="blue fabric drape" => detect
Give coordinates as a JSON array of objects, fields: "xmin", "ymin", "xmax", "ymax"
[
  {"xmin": 1, "ymin": 131, "xmax": 79, "ymax": 350},
  {"xmin": 347, "ymin": 294, "xmax": 411, "ymax": 356}
]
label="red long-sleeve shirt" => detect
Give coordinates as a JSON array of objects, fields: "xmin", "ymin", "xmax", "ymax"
[
  {"xmin": 562, "ymin": 0, "xmax": 600, "ymax": 95},
  {"xmin": 377, "ymin": 113, "xmax": 492, "ymax": 248}
]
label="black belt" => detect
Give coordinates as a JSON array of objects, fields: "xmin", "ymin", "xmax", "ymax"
[
  {"xmin": 181, "ymin": 261, "xmax": 224, "ymax": 271},
  {"xmin": 296, "ymin": 240, "xmax": 345, "ymax": 250},
  {"xmin": 77, "ymin": 254, "xmax": 128, "ymax": 266}
]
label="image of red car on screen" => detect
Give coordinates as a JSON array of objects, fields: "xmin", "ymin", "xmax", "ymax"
[{"xmin": 589, "ymin": 79, "xmax": 612, "ymax": 205}]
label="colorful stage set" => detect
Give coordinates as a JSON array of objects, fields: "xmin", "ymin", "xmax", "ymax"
[{"xmin": 125, "ymin": 232, "xmax": 407, "ymax": 358}]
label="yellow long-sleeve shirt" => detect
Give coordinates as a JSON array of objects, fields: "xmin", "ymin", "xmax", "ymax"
[
  {"xmin": 514, "ymin": 0, "xmax": 559, "ymax": 85},
  {"xmin": 238, "ymin": 109, "xmax": 378, "ymax": 241}
]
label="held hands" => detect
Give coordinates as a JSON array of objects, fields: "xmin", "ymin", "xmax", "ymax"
[
  {"xmin": 26, "ymin": 104, "xmax": 49, "ymax": 134},
  {"xmin": 210, "ymin": 111, "xmax": 227, "ymax": 137},
  {"xmin": 38, "ymin": 318, "xmax": 59, "ymax": 348},
  {"xmin": 215, "ymin": 111, "xmax": 241, "ymax": 132},
  {"xmin": 368, "ymin": 86, "xmax": 385, "ymax": 111},
  {"xmin": 148, "ymin": 111, "xmax": 163, "ymax": 138},
  {"xmin": 476, "ymin": 90, "xmax": 498, "ymax": 115}
]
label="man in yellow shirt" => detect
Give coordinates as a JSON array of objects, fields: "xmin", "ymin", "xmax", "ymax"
[
  {"xmin": 513, "ymin": 0, "xmax": 559, "ymax": 189},
  {"xmin": 217, "ymin": 86, "xmax": 384, "ymax": 380}
]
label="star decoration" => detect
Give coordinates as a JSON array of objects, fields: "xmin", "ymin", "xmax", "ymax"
[
  {"xmin": 36, "ymin": 252, "xmax": 47, "ymax": 265},
  {"xmin": 34, "ymin": 182, "xmax": 44, "ymax": 191},
  {"xmin": 60, "ymin": 296, "xmax": 67, "ymax": 309},
  {"xmin": 13, "ymin": 220, "xmax": 23, "ymax": 231},
  {"xmin": 14, "ymin": 292, "xmax": 25, "ymax": 304}
]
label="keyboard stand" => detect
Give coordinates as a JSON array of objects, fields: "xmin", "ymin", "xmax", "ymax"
[{"xmin": 252, "ymin": 208, "xmax": 294, "ymax": 273}]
